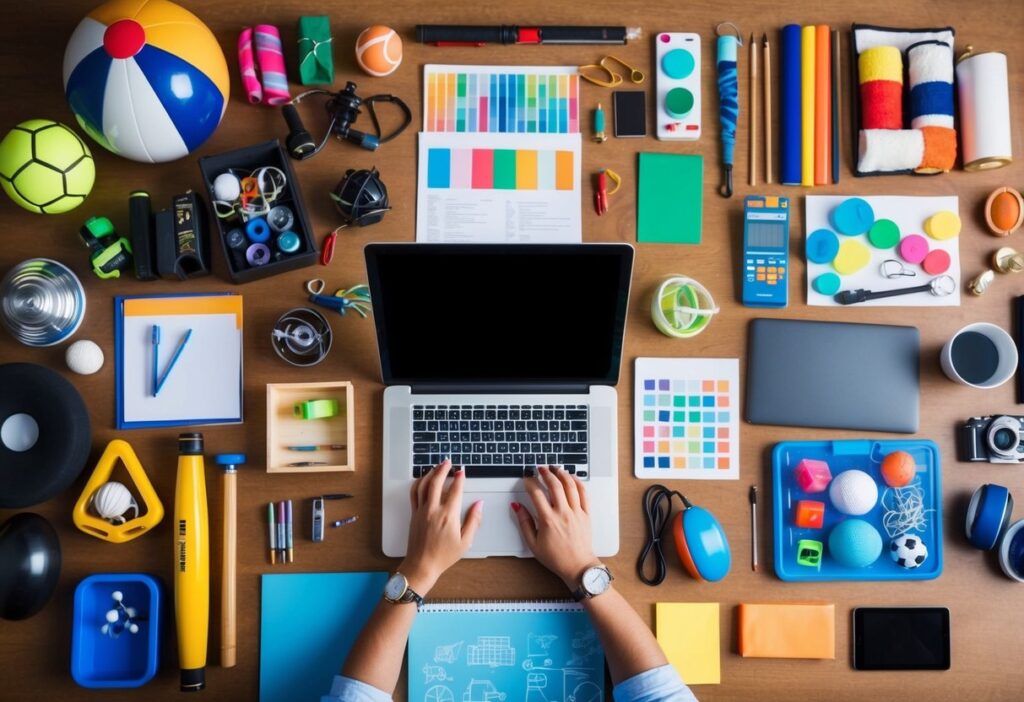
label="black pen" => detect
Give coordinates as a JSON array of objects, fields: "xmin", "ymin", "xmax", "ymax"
[{"xmin": 416, "ymin": 24, "xmax": 642, "ymax": 46}]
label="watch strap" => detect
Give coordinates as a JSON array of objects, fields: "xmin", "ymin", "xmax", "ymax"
[{"xmin": 400, "ymin": 586, "xmax": 424, "ymax": 607}]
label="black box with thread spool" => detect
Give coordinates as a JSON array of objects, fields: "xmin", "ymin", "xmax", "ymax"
[{"xmin": 198, "ymin": 140, "xmax": 317, "ymax": 283}]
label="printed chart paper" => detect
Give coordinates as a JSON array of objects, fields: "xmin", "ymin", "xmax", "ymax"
[
  {"xmin": 805, "ymin": 195, "xmax": 961, "ymax": 307},
  {"xmin": 634, "ymin": 358, "xmax": 740, "ymax": 480},
  {"xmin": 417, "ymin": 131, "xmax": 582, "ymax": 243},
  {"xmin": 423, "ymin": 65, "xmax": 580, "ymax": 133}
]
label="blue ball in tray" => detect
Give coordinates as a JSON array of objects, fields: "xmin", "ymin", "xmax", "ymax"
[{"xmin": 829, "ymin": 518, "xmax": 883, "ymax": 568}]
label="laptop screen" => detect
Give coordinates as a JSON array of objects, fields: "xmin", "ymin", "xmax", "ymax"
[{"xmin": 365, "ymin": 244, "xmax": 633, "ymax": 386}]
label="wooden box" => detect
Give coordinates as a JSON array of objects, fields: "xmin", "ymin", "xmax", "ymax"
[{"xmin": 266, "ymin": 381, "xmax": 354, "ymax": 473}]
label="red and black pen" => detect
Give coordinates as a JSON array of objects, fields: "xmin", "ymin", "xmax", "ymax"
[{"xmin": 416, "ymin": 25, "xmax": 641, "ymax": 46}]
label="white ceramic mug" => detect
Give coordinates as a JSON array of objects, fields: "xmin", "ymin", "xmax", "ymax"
[{"xmin": 940, "ymin": 322, "xmax": 1018, "ymax": 388}]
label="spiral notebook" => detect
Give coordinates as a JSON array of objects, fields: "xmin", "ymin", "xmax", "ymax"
[{"xmin": 409, "ymin": 601, "xmax": 605, "ymax": 702}]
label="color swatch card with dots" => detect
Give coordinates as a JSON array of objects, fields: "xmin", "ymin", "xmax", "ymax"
[
  {"xmin": 634, "ymin": 358, "xmax": 740, "ymax": 480},
  {"xmin": 805, "ymin": 195, "xmax": 960, "ymax": 307}
]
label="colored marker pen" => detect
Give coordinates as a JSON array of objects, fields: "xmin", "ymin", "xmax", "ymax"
[
  {"xmin": 286, "ymin": 499, "xmax": 294, "ymax": 563},
  {"xmin": 267, "ymin": 502, "xmax": 277, "ymax": 565},
  {"xmin": 593, "ymin": 103, "xmax": 607, "ymax": 143}
]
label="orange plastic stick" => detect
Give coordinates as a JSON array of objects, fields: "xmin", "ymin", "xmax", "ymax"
[{"xmin": 814, "ymin": 25, "xmax": 831, "ymax": 184}]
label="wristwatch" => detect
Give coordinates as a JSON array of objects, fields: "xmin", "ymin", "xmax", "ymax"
[
  {"xmin": 571, "ymin": 564, "xmax": 614, "ymax": 601},
  {"xmin": 383, "ymin": 572, "xmax": 424, "ymax": 606}
]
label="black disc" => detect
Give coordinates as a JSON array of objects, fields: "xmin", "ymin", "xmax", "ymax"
[{"xmin": 0, "ymin": 363, "xmax": 91, "ymax": 508}]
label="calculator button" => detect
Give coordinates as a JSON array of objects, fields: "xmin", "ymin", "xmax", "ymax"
[{"xmin": 756, "ymin": 274, "xmax": 766, "ymax": 281}]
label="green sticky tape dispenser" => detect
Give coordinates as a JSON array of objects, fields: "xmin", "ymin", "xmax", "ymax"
[{"xmin": 294, "ymin": 398, "xmax": 340, "ymax": 419}]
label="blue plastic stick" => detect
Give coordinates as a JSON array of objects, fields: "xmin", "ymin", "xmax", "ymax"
[
  {"xmin": 154, "ymin": 329, "xmax": 193, "ymax": 397},
  {"xmin": 780, "ymin": 24, "xmax": 803, "ymax": 185}
]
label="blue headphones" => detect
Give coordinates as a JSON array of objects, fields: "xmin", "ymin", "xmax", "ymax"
[{"xmin": 965, "ymin": 484, "xmax": 1013, "ymax": 550}]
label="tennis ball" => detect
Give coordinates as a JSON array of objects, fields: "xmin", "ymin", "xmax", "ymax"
[
  {"xmin": 880, "ymin": 451, "xmax": 916, "ymax": 488},
  {"xmin": 355, "ymin": 25, "xmax": 403, "ymax": 77},
  {"xmin": 0, "ymin": 119, "xmax": 94, "ymax": 214}
]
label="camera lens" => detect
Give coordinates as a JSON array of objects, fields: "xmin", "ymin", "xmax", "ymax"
[{"xmin": 993, "ymin": 428, "xmax": 1017, "ymax": 451}]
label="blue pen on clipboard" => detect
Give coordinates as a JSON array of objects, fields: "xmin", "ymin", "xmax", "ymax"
[
  {"xmin": 151, "ymin": 325, "xmax": 161, "ymax": 397},
  {"xmin": 154, "ymin": 328, "xmax": 193, "ymax": 396}
]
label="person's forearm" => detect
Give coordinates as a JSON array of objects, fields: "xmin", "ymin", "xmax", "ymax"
[
  {"xmin": 341, "ymin": 566, "xmax": 436, "ymax": 693},
  {"xmin": 581, "ymin": 584, "xmax": 668, "ymax": 684}
]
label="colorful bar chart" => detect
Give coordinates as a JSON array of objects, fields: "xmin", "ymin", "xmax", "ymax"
[
  {"xmin": 427, "ymin": 147, "xmax": 574, "ymax": 190},
  {"xmin": 424, "ymin": 65, "xmax": 580, "ymax": 134}
]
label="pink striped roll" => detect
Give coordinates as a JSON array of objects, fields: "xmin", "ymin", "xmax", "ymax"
[
  {"xmin": 254, "ymin": 24, "xmax": 290, "ymax": 106},
  {"xmin": 238, "ymin": 28, "xmax": 262, "ymax": 104}
]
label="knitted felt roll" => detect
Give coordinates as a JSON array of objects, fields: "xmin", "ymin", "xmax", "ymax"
[
  {"xmin": 859, "ymin": 46, "xmax": 903, "ymax": 130},
  {"xmin": 917, "ymin": 125, "xmax": 957, "ymax": 174},
  {"xmin": 908, "ymin": 41, "xmax": 954, "ymax": 129},
  {"xmin": 858, "ymin": 129, "xmax": 923, "ymax": 173}
]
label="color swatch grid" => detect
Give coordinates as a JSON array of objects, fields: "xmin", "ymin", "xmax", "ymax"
[
  {"xmin": 424, "ymin": 65, "xmax": 579, "ymax": 133},
  {"xmin": 426, "ymin": 147, "xmax": 574, "ymax": 191},
  {"xmin": 634, "ymin": 358, "xmax": 740, "ymax": 480}
]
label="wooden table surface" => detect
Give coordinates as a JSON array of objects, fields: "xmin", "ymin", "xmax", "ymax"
[{"xmin": 2, "ymin": 1, "xmax": 1023, "ymax": 700}]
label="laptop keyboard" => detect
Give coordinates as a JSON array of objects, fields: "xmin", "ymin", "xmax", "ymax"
[{"xmin": 410, "ymin": 404, "xmax": 589, "ymax": 479}]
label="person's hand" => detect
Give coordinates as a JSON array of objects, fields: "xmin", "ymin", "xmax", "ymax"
[
  {"xmin": 512, "ymin": 466, "xmax": 600, "ymax": 589},
  {"xmin": 401, "ymin": 458, "xmax": 483, "ymax": 595}
]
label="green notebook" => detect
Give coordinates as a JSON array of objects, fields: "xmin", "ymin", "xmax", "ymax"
[{"xmin": 637, "ymin": 153, "xmax": 704, "ymax": 244}]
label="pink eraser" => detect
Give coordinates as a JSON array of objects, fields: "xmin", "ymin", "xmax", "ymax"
[{"xmin": 795, "ymin": 459, "xmax": 832, "ymax": 493}]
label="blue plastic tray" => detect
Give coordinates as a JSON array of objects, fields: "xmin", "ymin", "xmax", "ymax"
[
  {"xmin": 71, "ymin": 573, "xmax": 162, "ymax": 688},
  {"xmin": 772, "ymin": 439, "xmax": 943, "ymax": 582}
]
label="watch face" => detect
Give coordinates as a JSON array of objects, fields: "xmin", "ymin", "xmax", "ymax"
[
  {"xmin": 582, "ymin": 566, "xmax": 610, "ymax": 595},
  {"xmin": 384, "ymin": 573, "xmax": 407, "ymax": 601}
]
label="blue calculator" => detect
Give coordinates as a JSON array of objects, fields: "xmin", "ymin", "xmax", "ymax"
[{"xmin": 742, "ymin": 195, "xmax": 790, "ymax": 308}]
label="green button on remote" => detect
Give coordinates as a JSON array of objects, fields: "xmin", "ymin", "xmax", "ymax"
[{"xmin": 665, "ymin": 87, "xmax": 694, "ymax": 119}]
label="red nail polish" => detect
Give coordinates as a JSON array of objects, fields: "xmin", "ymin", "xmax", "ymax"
[{"xmin": 511, "ymin": 501, "xmax": 521, "ymax": 512}]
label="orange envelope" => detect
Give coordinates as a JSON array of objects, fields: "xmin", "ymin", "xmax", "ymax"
[{"xmin": 738, "ymin": 603, "xmax": 835, "ymax": 659}]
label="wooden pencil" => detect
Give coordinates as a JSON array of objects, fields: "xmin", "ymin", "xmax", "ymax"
[
  {"xmin": 763, "ymin": 33, "xmax": 773, "ymax": 184},
  {"xmin": 831, "ymin": 28, "xmax": 841, "ymax": 183},
  {"xmin": 750, "ymin": 33, "xmax": 758, "ymax": 186}
]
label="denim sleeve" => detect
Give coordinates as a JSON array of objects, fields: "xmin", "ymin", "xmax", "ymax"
[
  {"xmin": 612, "ymin": 664, "xmax": 698, "ymax": 702},
  {"xmin": 321, "ymin": 675, "xmax": 394, "ymax": 702}
]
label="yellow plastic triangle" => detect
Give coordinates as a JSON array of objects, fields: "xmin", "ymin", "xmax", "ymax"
[{"xmin": 72, "ymin": 439, "xmax": 164, "ymax": 543}]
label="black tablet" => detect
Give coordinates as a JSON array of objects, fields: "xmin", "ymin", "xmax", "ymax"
[{"xmin": 853, "ymin": 607, "xmax": 950, "ymax": 671}]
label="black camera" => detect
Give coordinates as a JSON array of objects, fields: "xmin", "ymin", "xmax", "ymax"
[{"xmin": 958, "ymin": 415, "xmax": 1024, "ymax": 463}]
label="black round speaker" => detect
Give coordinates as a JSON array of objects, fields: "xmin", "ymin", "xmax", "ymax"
[
  {"xmin": 0, "ymin": 362, "xmax": 91, "ymax": 508},
  {"xmin": 0, "ymin": 513, "xmax": 62, "ymax": 620}
]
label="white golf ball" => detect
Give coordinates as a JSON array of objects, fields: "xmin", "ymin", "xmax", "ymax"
[
  {"xmin": 213, "ymin": 172, "xmax": 242, "ymax": 202},
  {"xmin": 65, "ymin": 339, "xmax": 104, "ymax": 375},
  {"xmin": 829, "ymin": 469, "xmax": 879, "ymax": 516}
]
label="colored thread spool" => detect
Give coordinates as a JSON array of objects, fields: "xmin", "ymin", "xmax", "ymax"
[
  {"xmin": 267, "ymin": 206, "xmax": 294, "ymax": 233},
  {"xmin": 868, "ymin": 219, "xmax": 900, "ymax": 249},
  {"xmin": 276, "ymin": 231, "xmax": 300, "ymax": 254},
  {"xmin": 245, "ymin": 217, "xmax": 271, "ymax": 243},
  {"xmin": 859, "ymin": 46, "xmax": 903, "ymax": 130},
  {"xmin": 908, "ymin": 41, "xmax": 956, "ymax": 174},
  {"xmin": 831, "ymin": 198, "xmax": 875, "ymax": 235},
  {"xmin": 956, "ymin": 50, "xmax": 1012, "ymax": 171},
  {"xmin": 858, "ymin": 129, "xmax": 923, "ymax": 173},
  {"xmin": 237, "ymin": 28, "xmax": 261, "ymax": 104},
  {"xmin": 813, "ymin": 272, "xmax": 841, "ymax": 296},
  {"xmin": 651, "ymin": 276, "xmax": 719, "ymax": 339},
  {"xmin": 225, "ymin": 229, "xmax": 247, "ymax": 250},
  {"xmin": 807, "ymin": 229, "xmax": 840, "ymax": 264},
  {"xmin": 898, "ymin": 234, "xmax": 929, "ymax": 264},
  {"xmin": 833, "ymin": 240, "xmax": 871, "ymax": 275},
  {"xmin": 924, "ymin": 211, "xmax": 961, "ymax": 240},
  {"xmin": 246, "ymin": 243, "xmax": 270, "ymax": 267},
  {"xmin": 253, "ymin": 25, "xmax": 290, "ymax": 106}
]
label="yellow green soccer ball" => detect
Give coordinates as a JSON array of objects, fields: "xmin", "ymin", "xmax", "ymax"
[{"xmin": 0, "ymin": 119, "xmax": 95, "ymax": 214}]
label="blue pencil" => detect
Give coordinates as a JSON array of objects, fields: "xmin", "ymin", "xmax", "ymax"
[
  {"xmin": 151, "ymin": 325, "xmax": 160, "ymax": 397},
  {"xmin": 155, "ymin": 328, "xmax": 193, "ymax": 396}
]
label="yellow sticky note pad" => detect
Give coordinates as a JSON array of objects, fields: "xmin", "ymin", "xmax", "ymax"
[{"xmin": 656, "ymin": 602, "xmax": 720, "ymax": 685}]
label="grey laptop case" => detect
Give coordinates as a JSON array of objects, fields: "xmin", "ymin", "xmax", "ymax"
[{"xmin": 746, "ymin": 318, "xmax": 920, "ymax": 433}]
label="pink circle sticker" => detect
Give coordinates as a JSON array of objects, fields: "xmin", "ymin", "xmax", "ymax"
[
  {"xmin": 922, "ymin": 249, "xmax": 951, "ymax": 275},
  {"xmin": 898, "ymin": 234, "xmax": 929, "ymax": 264}
]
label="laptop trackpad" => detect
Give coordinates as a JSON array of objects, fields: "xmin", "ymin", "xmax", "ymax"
[{"xmin": 464, "ymin": 491, "xmax": 530, "ymax": 557}]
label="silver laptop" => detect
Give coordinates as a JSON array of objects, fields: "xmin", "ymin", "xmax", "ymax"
[{"xmin": 366, "ymin": 243, "xmax": 633, "ymax": 558}]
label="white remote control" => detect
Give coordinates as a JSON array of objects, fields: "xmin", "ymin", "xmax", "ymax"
[{"xmin": 655, "ymin": 32, "xmax": 702, "ymax": 140}]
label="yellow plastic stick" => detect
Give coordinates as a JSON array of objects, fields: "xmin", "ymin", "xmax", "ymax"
[
  {"xmin": 174, "ymin": 433, "xmax": 209, "ymax": 692},
  {"xmin": 801, "ymin": 26, "xmax": 816, "ymax": 187}
]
